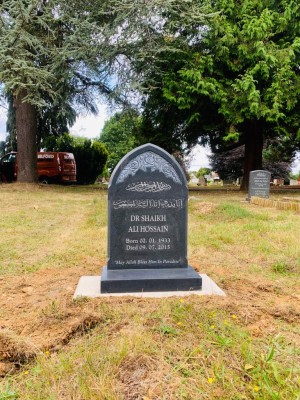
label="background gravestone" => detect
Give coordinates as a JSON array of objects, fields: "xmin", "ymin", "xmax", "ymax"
[
  {"xmin": 101, "ymin": 143, "xmax": 201, "ymax": 293},
  {"xmin": 248, "ymin": 170, "xmax": 271, "ymax": 200}
]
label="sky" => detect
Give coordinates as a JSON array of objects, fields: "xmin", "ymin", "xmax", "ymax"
[
  {"xmin": 1, "ymin": 106, "xmax": 299, "ymax": 173},
  {"xmin": 69, "ymin": 104, "xmax": 108, "ymax": 139},
  {"xmin": 67, "ymin": 107, "xmax": 211, "ymax": 170},
  {"xmin": 0, "ymin": 107, "xmax": 6, "ymax": 142},
  {"xmin": 0, "ymin": 104, "xmax": 109, "ymax": 142}
]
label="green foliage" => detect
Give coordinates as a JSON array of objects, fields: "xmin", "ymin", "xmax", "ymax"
[
  {"xmin": 217, "ymin": 203, "xmax": 254, "ymax": 220},
  {"xmin": 160, "ymin": 0, "xmax": 300, "ymax": 188},
  {"xmin": 45, "ymin": 133, "xmax": 108, "ymax": 184},
  {"xmin": 101, "ymin": 0, "xmax": 214, "ymax": 158},
  {"xmin": 196, "ymin": 167, "xmax": 211, "ymax": 178},
  {"xmin": 290, "ymin": 170, "xmax": 300, "ymax": 180},
  {"xmin": 0, "ymin": 386, "xmax": 18, "ymax": 400},
  {"xmin": 0, "ymin": 1, "xmax": 57, "ymax": 105},
  {"xmin": 0, "ymin": 141, "xmax": 6, "ymax": 157},
  {"xmin": 271, "ymin": 262, "xmax": 292, "ymax": 274},
  {"xmin": 0, "ymin": 1, "xmax": 114, "ymax": 107},
  {"xmin": 0, "ymin": 0, "xmax": 122, "ymax": 182},
  {"xmin": 99, "ymin": 109, "xmax": 142, "ymax": 173},
  {"xmin": 159, "ymin": 324, "xmax": 178, "ymax": 336},
  {"xmin": 163, "ymin": 0, "xmax": 300, "ymax": 135}
]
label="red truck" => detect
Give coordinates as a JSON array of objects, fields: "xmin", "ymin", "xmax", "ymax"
[{"xmin": 0, "ymin": 151, "xmax": 77, "ymax": 184}]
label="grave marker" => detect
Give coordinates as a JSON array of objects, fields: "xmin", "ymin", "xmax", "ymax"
[
  {"xmin": 101, "ymin": 143, "xmax": 202, "ymax": 293},
  {"xmin": 248, "ymin": 170, "xmax": 271, "ymax": 200}
]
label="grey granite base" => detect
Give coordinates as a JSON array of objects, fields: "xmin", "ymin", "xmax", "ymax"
[{"xmin": 73, "ymin": 273, "xmax": 225, "ymax": 298}]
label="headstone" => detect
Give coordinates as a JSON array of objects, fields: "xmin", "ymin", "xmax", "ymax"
[
  {"xmin": 198, "ymin": 176, "xmax": 206, "ymax": 186},
  {"xmin": 248, "ymin": 170, "xmax": 271, "ymax": 200},
  {"xmin": 101, "ymin": 143, "xmax": 202, "ymax": 293}
]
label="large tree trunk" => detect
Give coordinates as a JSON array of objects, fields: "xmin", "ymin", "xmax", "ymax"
[
  {"xmin": 240, "ymin": 121, "xmax": 263, "ymax": 191},
  {"xmin": 14, "ymin": 89, "xmax": 38, "ymax": 183}
]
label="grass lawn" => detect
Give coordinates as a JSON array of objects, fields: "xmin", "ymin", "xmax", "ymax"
[{"xmin": 0, "ymin": 184, "xmax": 299, "ymax": 399}]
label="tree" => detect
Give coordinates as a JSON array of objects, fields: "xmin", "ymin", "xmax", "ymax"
[
  {"xmin": 163, "ymin": 0, "xmax": 300, "ymax": 190},
  {"xmin": 0, "ymin": 0, "xmax": 116, "ymax": 183},
  {"xmin": 196, "ymin": 167, "xmax": 211, "ymax": 179},
  {"xmin": 0, "ymin": 141, "xmax": 5, "ymax": 157},
  {"xmin": 5, "ymin": 89, "xmax": 77, "ymax": 154},
  {"xmin": 209, "ymin": 147, "xmax": 244, "ymax": 182},
  {"xmin": 0, "ymin": 1, "xmax": 214, "ymax": 183},
  {"xmin": 91, "ymin": 0, "xmax": 214, "ymax": 159},
  {"xmin": 44, "ymin": 133, "xmax": 108, "ymax": 184},
  {"xmin": 99, "ymin": 109, "xmax": 143, "ymax": 172},
  {"xmin": 5, "ymin": 94, "xmax": 17, "ymax": 152},
  {"xmin": 71, "ymin": 139, "xmax": 108, "ymax": 185},
  {"xmin": 209, "ymin": 145, "xmax": 291, "ymax": 182},
  {"xmin": 290, "ymin": 171, "xmax": 300, "ymax": 180}
]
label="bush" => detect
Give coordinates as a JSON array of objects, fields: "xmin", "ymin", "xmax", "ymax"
[{"xmin": 72, "ymin": 139, "xmax": 108, "ymax": 184}]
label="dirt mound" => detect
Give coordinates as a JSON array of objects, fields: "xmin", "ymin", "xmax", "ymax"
[
  {"xmin": 194, "ymin": 201, "xmax": 217, "ymax": 214},
  {"xmin": 0, "ymin": 329, "xmax": 39, "ymax": 377},
  {"xmin": 0, "ymin": 329, "xmax": 38, "ymax": 364}
]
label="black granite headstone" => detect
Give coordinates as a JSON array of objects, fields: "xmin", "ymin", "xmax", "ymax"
[
  {"xmin": 101, "ymin": 143, "xmax": 201, "ymax": 293},
  {"xmin": 248, "ymin": 170, "xmax": 271, "ymax": 200}
]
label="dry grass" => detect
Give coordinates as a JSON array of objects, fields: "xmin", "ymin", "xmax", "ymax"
[
  {"xmin": 251, "ymin": 196, "xmax": 300, "ymax": 212},
  {"xmin": 0, "ymin": 184, "xmax": 299, "ymax": 399},
  {"xmin": 0, "ymin": 185, "xmax": 107, "ymax": 274}
]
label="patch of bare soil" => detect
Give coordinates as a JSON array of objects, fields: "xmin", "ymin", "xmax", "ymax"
[
  {"xmin": 193, "ymin": 201, "xmax": 217, "ymax": 214},
  {"xmin": 0, "ymin": 264, "xmax": 102, "ymax": 376},
  {"xmin": 0, "ymin": 264, "xmax": 299, "ymax": 377}
]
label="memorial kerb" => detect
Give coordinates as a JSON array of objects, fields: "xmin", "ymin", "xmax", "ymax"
[
  {"xmin": 101, "ymin": 143, "xmax": 202, "ymax": 293},
  {"xmin": 248, "ymin": 170, "xmax": 271, "ymax": 200}
]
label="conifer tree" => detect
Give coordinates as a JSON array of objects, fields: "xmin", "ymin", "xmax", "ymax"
[{"xmin": 0, "ymin": 0, "xmax": 114, "ymax": 182}]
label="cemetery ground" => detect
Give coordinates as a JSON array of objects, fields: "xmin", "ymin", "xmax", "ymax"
[{"xmin": 0, "ymin": 185, "xmax": 299, "ymax": 400}]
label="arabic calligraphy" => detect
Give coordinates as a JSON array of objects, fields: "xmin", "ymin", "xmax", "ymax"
[
  {"xmin": 113, "ymin": 199, "xmax": 183, "ymax": 210},
  {"xmin": 126, "ymin": 181, "xmax": 171, "ymax": 192}
]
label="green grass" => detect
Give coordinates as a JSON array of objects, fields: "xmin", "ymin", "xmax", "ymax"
[
  {"xmin": 188, "ymin": 195, "xmax": 300, "ymax": 279},
  {"xmin": 0, "ymin": 185, "xmax": 299, "ymax": 399},
  {"xmin": 0, "ymin": 186, "xmax": 108, "ymax": 274},
  {"xmin": 1, "ymin": 301, "xmax": 299, "ymax": 400}
]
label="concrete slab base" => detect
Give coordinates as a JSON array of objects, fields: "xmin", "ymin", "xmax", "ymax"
[{"xmin": 73, "ymin": 274, "xmax": 225, "ymax": 299}]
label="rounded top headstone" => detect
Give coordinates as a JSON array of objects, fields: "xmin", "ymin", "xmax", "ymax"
[
  {"xmin": 107, "ymin": 143, "xmax": 188, "ymax": 270},
  {"xmin": 109, "ymin": 143, "xmax": 187, "ymax": 189}
]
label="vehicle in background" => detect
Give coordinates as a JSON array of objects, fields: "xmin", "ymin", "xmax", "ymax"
[{"xmin": 0, "ymin": 152, "xmax": 76, "ymax": 184}]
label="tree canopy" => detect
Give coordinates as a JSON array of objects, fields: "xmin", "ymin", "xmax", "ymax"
[
  {"xmin": 163, "ymin": 0, "xmax": 300, "ymax": 189},
  {"xmin": 0, "ymin": 0, "xmax": 116, "ymax": 182},
  {"xmin": 210, "ymin": 145, "xmax": 291, "ymax": 182},
  {"xmin": 1, "ymin": 0, "xmax": 300, "ymax": 187},
  {"xmin": 196, "ymin": 167, "xmax": 211, "ymax": 179},
  {"xmin": 99, "ymin": 109, "xmax": 143, "ymax": 172}
]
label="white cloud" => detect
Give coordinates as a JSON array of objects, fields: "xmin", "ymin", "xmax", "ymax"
[
  {"xmin": 292, "ymin": 153, "xmax": 300, "ymax": 174},
  {"xmin": 70, "ymin": 104, "xmax": 108, "ymax": 138},
  {"xmin": 0, "ymin": 108, "xmax": 7, "ymax": 141},
  {"xmin": 188, "ymin": 144, "xmax": 211, "ymax": 171},
  {"xmin": 0, "ymin": 104, "xmax": 109, "ymax": 142}
]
